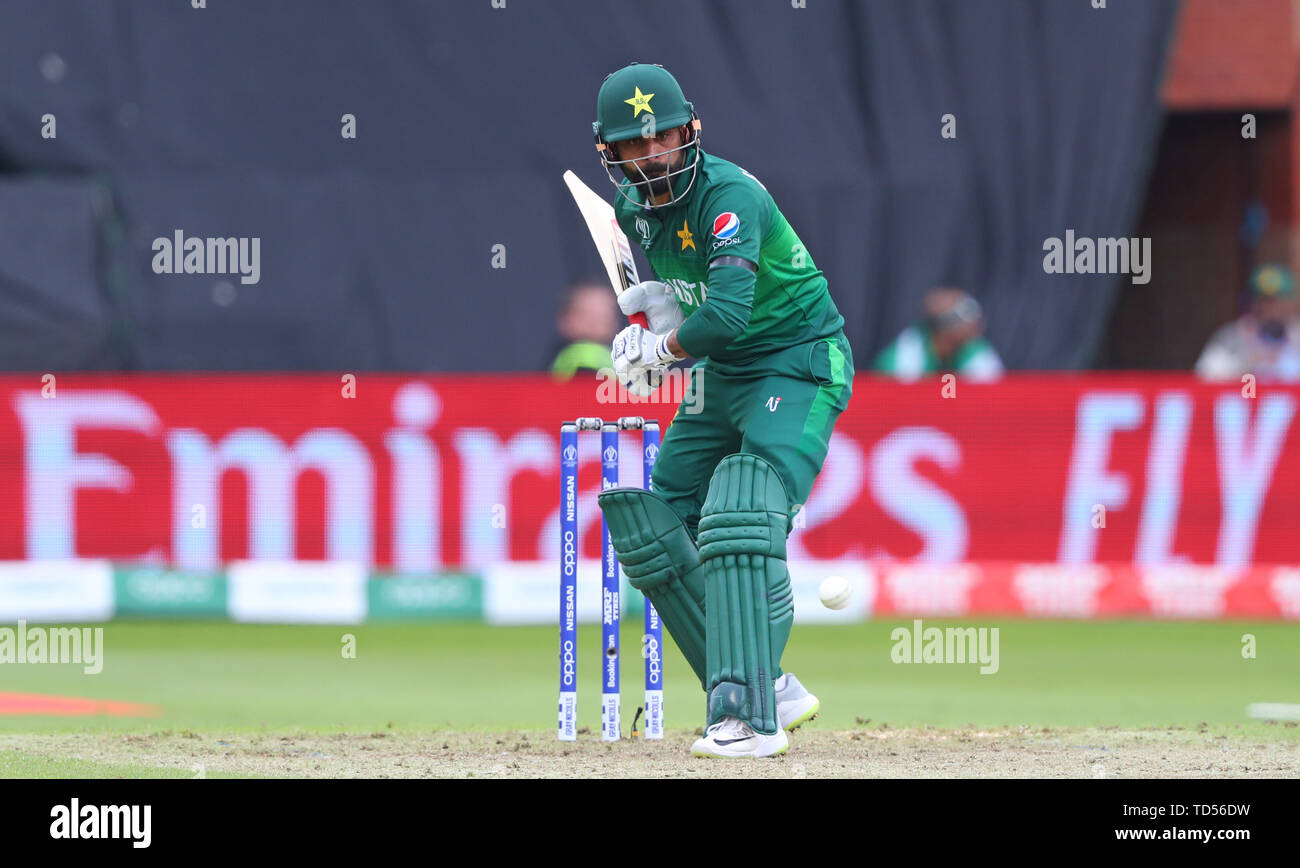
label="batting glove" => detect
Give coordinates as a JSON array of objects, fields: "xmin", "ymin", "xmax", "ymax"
[{"xmin": 617, "ymin": 280, "xmax": 686, "ymax": 334}]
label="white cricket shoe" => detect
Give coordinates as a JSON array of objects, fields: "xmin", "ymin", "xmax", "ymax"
[
  {"xmin": 691, "ymin": 716, "xmax": 789, "ymax": 758},
  {"xmin": 776, "ymin": 673, "xmax": 820, "ymax": 732}
]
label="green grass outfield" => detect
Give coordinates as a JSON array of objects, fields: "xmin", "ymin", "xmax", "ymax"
[{"xmin": 0, "ymin": 619, "xmax": 1296, "ymax": 738}]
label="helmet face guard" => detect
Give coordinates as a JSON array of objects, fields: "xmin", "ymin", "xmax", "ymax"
[{"xmin": 596, "ymin": 118, "xmax": 702, "ymax": 210}]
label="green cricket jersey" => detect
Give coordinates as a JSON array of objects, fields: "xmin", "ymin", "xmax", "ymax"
[
  {"xmin": 612, "ymin": 149, "xmax": 845, "ymax": 373},
  {"xmin": 873, "ymin": 325, "xmax": 1004, "ymax": 380}
]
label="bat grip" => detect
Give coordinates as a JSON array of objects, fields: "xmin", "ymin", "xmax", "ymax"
[{"xmin": 629, "ymin": 312, "xmax": 649, "ymax": 328}]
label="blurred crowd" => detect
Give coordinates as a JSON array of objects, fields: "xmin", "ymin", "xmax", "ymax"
[
  {"xmin": 1195, "ymin": 264, "xmax": 1300, "ymax": 383},
  {"xmin": 550, "ymin": 264, "xmax": 1300, "ymax": 384}
]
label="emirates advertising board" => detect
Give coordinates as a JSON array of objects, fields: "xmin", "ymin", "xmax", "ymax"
[{"xmin": 0, "ymin": 374, "xmax": 1296, "ymax": 622}]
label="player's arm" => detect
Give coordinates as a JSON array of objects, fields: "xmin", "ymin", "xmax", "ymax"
[
  {"xmin": 628, "ymin": 261, "xmax": 755, "ymax": 364},
  {"xmin": 671, "ymin": 181, "xmax": 771, "ymax": 359},
  {"xmin": 668, "ymin": 261, "xmax": 755, "ymax": 357}
]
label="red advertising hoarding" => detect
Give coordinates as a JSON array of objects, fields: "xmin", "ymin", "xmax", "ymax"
[{"xmin": 1, "ymin": 374, "xmax": 1296, "ymax": 570}]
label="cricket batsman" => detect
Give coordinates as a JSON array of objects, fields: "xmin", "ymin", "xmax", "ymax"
[{"xmin": 592, "ymin": 63, "xmax": 854, "ymax": 757}]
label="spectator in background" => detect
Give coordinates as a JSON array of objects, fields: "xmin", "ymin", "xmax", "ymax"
[
  {"xmin": 873, "ymin": 287, "xmax": 1004, "ymax": 381},
  {"xmin": 1196, "ymin": 263, "xmax": 1300, "ymax": 382},
  {"xmin": 549, "ymin": 281, "xmax": 620, "ymax": 379}
]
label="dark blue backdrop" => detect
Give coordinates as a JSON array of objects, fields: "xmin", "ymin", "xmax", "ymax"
[{"xmin": 0, "ymin": 0, "xmax": 1177, "ymax": 372}]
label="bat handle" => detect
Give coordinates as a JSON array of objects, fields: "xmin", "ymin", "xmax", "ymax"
[{"xmin": 629, "ymin": 312, "xmax": 649, "ymax": 329}]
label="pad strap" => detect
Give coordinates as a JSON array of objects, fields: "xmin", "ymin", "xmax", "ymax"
[{"xmin": 598, "ymin": 487, "xmax": 708, "ymax": 686}]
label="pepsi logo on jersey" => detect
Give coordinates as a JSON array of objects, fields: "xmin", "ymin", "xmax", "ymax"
[{"xmin": 710, "ymin": 212, "xmax": 743, "ymax": 250}]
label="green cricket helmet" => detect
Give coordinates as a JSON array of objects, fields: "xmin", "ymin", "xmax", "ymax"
[{"xmin": 593, "ymin": 62, "xmax": 702, "ymax": 209}]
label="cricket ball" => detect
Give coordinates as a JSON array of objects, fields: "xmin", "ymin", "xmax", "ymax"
[{"xmin": 818, "ymin": 575, "xmax": 851, "ymax": 610}]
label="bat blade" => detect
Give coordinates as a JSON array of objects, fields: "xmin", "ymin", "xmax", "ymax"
[
  {"xmin": 563, "ymin": 170, "xmax": 648, "ymax": 328},
  {"xmin": 610, "ymin": 219, "xmax": 639, "ymax": 290}
]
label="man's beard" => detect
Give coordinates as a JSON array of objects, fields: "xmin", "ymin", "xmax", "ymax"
[{"xmin": 623, "ymin": 161, "xmax": 675, "ymax": 198}]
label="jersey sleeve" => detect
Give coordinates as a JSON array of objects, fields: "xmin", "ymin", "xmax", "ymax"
[{"xmin": 674, "ymin": 178, "xmax": 773, "ymax": 358}]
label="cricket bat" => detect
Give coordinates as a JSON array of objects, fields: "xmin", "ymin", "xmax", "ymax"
[{"xmin": 562, "ymin": 169, "xmax": 649, "ymax": 328}]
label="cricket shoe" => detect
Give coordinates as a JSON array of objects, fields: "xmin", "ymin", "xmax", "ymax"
[
  {"xmin": 776, "ymin": 673, "xmax": 820, "ymax": 732},
  {"xmin": 691, "ymin": 717, "xmax": 789, "ymax": 758}
]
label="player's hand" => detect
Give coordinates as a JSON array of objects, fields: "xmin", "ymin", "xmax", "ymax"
[
  {"xmin": 612, "ymin": 324, "xmax": 675, "ymax": 394},
  {"xmin": 612, "ymin": 323, "xmax": 676, "ymax": 369},
  {"xmin": 622, "ymin": 366, "xmax": 665, "ymax": 398},
  {"xmin": 618, "ymin": 280, "xmax": 685, "ymax": 333}
]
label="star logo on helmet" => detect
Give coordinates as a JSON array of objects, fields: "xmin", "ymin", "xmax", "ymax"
[
  {"xmin": 677, "ymin": 220, "xmax": 695, "ymax": 251},
  {"xmin": 624, "ymin": 86, "xmax": 655, "ymax": 117}
]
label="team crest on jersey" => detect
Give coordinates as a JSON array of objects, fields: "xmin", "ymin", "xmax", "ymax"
[
  {"xmin": 711, "ymin": 212, "xmax": 740, "ymax": 239},
  {"xmin": 677, "ymin": 220, "xmax": 695, "ymax": 252}
]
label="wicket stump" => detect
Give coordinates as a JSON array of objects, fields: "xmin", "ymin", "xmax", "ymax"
[{"xmin": 558, "ymin": 416, "xmax": 663, "ymax": 741}]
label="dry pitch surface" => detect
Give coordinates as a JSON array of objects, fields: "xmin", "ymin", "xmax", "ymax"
[
  {"xmin": 3, "ymin": 724, "xmax": 1297, "ymax": 778},
  {"xmin": 4, "ymin": 621, "xmax": 1298, "ymax": 778}
]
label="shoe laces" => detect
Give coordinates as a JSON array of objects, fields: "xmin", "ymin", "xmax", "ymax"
[{"xmin": 718, "ymin": 716, "xmax": 752, "ymax": 738}]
